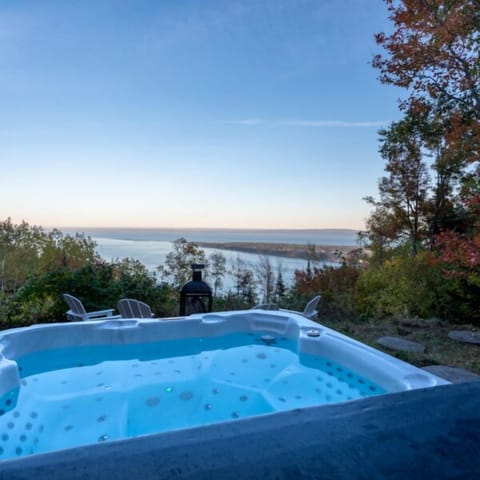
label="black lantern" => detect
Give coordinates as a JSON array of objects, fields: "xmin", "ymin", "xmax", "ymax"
[{"xmin": 179, "ymin": 264, "xmax": 213, "ymax": 316}]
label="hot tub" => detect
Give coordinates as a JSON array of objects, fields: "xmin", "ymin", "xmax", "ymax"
[{"xmin": 0, "ymin": 310, "xmax": 447, "ymax": 464}]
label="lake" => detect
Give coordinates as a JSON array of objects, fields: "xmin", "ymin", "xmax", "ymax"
[{"xmin": 64, "ymin": 228, "xmax": 359, "ymax": 291}]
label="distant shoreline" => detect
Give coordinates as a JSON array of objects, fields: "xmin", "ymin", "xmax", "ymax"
[
  {"xmin": 65, "ymin": 227, "xmax": 358, "ymax": 244},
  {"xmin": 196, "ymin": 241, "xmax": 357, "ymax": 262},
  {"xmin": 65, "ymin": 227, "xmax": 361, "ymax": 233}
]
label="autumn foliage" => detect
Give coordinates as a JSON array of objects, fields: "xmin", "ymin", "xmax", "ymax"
[
  {"xmin": 374, "ymin": 0, "xmax": 480, "ymax": 122},
  {"xmin": 353, "ymin": 0, "xmax": 480, "ymax": 322}
]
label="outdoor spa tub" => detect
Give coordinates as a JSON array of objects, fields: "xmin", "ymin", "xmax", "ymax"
[{"xmin": 0, "ymin": 309, "xmax": 454, "ymax": 478}]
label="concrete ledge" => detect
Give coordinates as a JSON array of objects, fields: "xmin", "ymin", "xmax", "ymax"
[
  {"xmin": 1, "ymin": 382, "xmax": 480, "ymax": 480},
  {"xmin": 423, "ymin": 365, "xmax": 480, "ymax": 383}
]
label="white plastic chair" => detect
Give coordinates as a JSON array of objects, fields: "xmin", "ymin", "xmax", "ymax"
[
  {"xmin": 117, "ymin": 298, "xmax": 153, "ymax": 319},
  {"xmin": 63, "ymin": 293, "xmax": 118, "ymax": 321},
  {"xmin": 303, "ymin": 295, "xmax": 321, "ymax": 319}
]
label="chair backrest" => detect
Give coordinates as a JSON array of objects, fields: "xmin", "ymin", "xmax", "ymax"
[
  {"xmin": 118, "ymin": 298, "xmax": 153, "ymax": 318},
  {"xmin": 303, "ymin": 295, "xmax": 321, "ymax": 319},
  {"xmin": 63, "ymin": 294, "xmax": 87, "ymax": 314}
]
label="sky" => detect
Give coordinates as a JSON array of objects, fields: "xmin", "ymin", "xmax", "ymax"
[{"xmin": 0, "ymin": 0, "xmax": 403, "ymax": 230}]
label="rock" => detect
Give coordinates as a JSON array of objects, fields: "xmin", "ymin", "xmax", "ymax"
[
  {"xmin": 448, "ymin": 330, "xmax": 480, "ymax": 345},
  {"xmin": 422, "ymin": 365, "xmax": 480, "ymax": 384},
  {"xmin": 376, "ymin": 336, "xmax": 426, "ymax": 353},
  {"xmin": 400, "ymin": 318, "xmax": 441, "ymax": 329}
]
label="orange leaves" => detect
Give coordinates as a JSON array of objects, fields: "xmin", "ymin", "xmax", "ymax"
[
  {"xmin": 375, "ymin": 0, "xmax": 480, "ymax": 118},
  {"xmin": 433, "ymin": 231, "xmax": 480, "ymax": 280}
]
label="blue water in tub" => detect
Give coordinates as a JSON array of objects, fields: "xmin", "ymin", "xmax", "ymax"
[{"xmin": 0, "ymin": 332, "xmax": 384, "ymax": 461}]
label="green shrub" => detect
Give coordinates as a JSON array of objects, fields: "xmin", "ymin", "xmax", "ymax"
[
  {"xmin": 1, "ymin": 260, "xmax": 179, "ymax": 328},
  {"xmin": 355, "ymin": 253, "xmax": 440, "ymax": 319}
]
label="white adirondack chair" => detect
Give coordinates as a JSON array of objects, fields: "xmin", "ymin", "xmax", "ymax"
[
  {"xmin": 63, "ymin": 293, "xmax": 118, "ymax": 321},
  {"xmin": 117, "ymin": 298, "xmax": 153, "ymax": 319}
]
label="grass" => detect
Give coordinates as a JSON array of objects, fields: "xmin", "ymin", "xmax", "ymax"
[{"xmin": 319, "ymin": 316, "xmax": 480, "ymax": 374}]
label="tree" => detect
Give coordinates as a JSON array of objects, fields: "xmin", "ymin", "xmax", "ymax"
[
  {"xmin": 304, "ymin": 243, "xmax": 319, "ymax": 282},
  {"xmin": 360, "ymin": 0, "xmax": 480, "ymax": 322},
  {"xmin": 158, "ymin": 238, "xmax": 206, "ymax": 289},
  {"xmin": 0, "ymin": 218, "xmax": 97, "ymax": 294},
  {"xmin": 274, "ymin": 263, "xmax": 287, "ymax": 304},
  {"xmin": 207, "ymin": 251, "xmax": 227, "ymax": 296},
  {"xmin": 373, "ymin": 0, "xmax": 480, "ymax": 224},
  {"xmin": 373, "ymin": 1, "xmax": 480, "ymax": 232},
  {"xmin": 374, "ymin": 0, "xmax": 480, "ymax": 125},
  {"xmin": 255, "ymin": 254, "xmax": 275, "ymax": 304},
  {"xmin": 367, "ymin": 113, "xmax": 431, "ymax": 255},
  {"xmin": 0, "ymin": 218, "xmax": 43, "ymax": 293},
  {"xmin": 39, "ymin": 229, "xmax": 98, "ymax": 271},
  {"xmin": 367, "ymin": 0, "xmax": 480, "ymax": 250},
  {"xmin": 430, "ymin": 230, "xmax": 480, "ymax": 321},
  {"xmin": 229, "ymin": 255, "xmax": 257, "ymax": 305}
]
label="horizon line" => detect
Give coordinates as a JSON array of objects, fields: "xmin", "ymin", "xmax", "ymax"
[{"xmin": 56, "ymin": 226, "xmax": 363, "ymax": 232}]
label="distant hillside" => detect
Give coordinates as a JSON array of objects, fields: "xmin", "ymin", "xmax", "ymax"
[{"xmin": 196, "ymin": 241, "xmax": 357, "ymax": 262}]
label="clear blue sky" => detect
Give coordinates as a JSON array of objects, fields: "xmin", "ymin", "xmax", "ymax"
[{"xmin": 0, "ymin": 0, "xmax": 401, "ymax": 230}]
